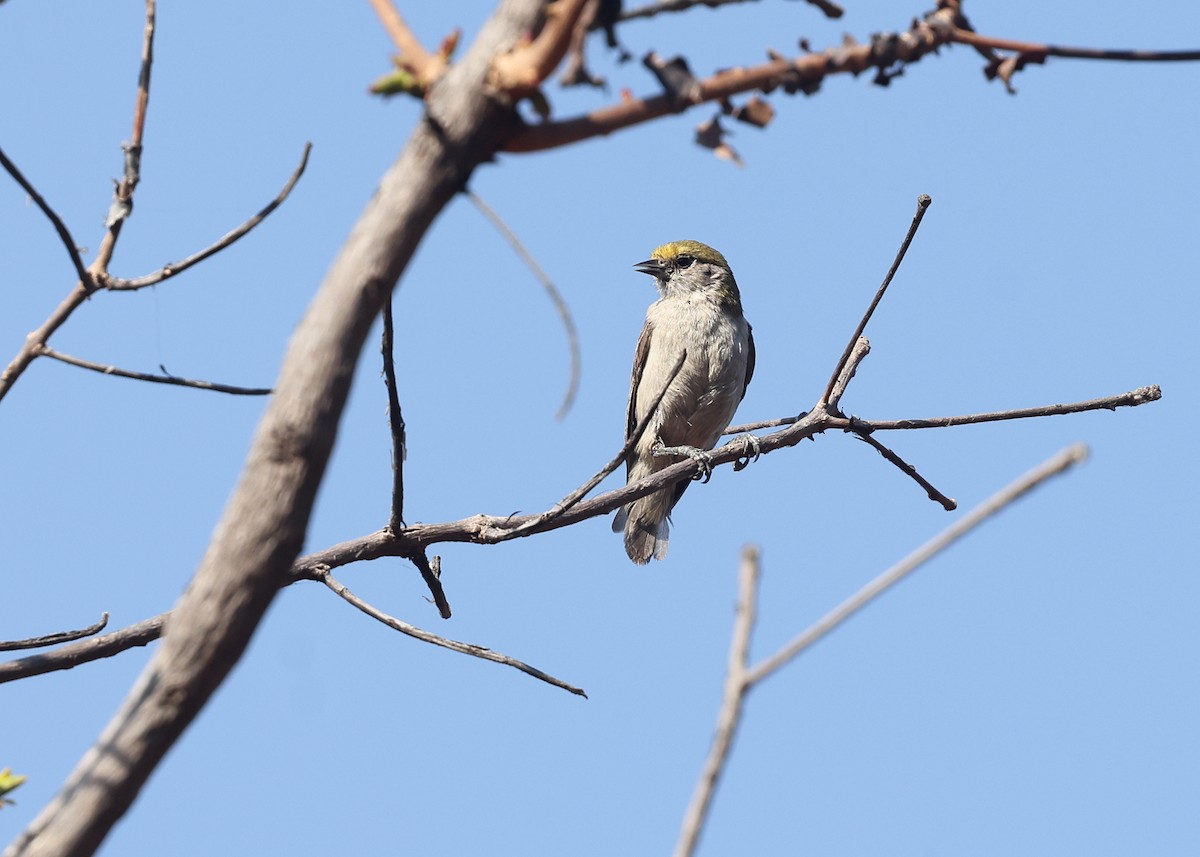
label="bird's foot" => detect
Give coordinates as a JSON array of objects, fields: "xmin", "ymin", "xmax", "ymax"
[
  {"xmin": 730, "ymin": 433, "xmax": 762, "ymax": 472},
  {"xmin": 653, "ymin": 442, "xmax": 714, "ymax": 483}
]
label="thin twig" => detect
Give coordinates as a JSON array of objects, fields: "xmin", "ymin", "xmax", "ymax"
[
  {"xmin": 727, "ymin": 385, "xmax": 1163, "ymax": 436},
  {"xmin": 835, "ymin": 386, "xmax": 1164, "ymax": 431},
  {"xmin": 411, "ymin": 550, "xmax": 451, "ymax": 619},
  {"xmin": 0, "ymin": 614, "xmax": 166, "ymax": 683},
  {"xmin": 949, "ymin": 29, "xmax": 1200, "ymax": 62},
  {"xmin": 104, "ymin": 143, "xmax": 312, "ymax": 290},
  {"xmin": 381, "ymin": 296, "xmax": 407, "ymax": 532},
  {"xmin": 853, "ymin": 431, "xmax": 956, "ymax": 511},
  {"xmin": 827, "ymin": 336, "xmax": 870, "ymax": 413},
  {"xmin": 618, "ymin": 0, "xmax": 842, "ymax": 24},
  {"xmin": 0, "ymin": 614, "xmax": 110, "ymax": 652},
  {"xmin": 467, "ymin": 189, "xmax": 581, "ymax": 421},
  {"xmin": 0, "ymin": 0, "xmax": 158, "ymax": 403},
  {"xmin": 745, "ymin": 444, "xmax": 1089, "ymax": 686},
  {"xmin": 319, "ymin": 571, "xmax": 586, "ymax": 697},
  {"xmin": 673, "ymin": 545, "xmax": 760, "ymax": 857},
  {"xmin": 0, "ymin": 147, "xmax": 91, "ymax": 286},
  {"xmin": 39, "ymin": 347, "xmax": 271, "ymax": 396},
  {"xmin": 821, "ymin": 194, "xmax": 931, "ymax": 406},
  {"xmin": 504, "ymin": 350, "xmax": 687, "ymax": 539}
]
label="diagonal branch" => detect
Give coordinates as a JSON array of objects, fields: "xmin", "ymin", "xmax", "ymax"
[
  {"xmin": 319, "ymin": 570, "xmax": 585, "ymax": 697},
  {"xmin": 0, "ymin": 147, "xmax": 91, "ymax": 286},
  {"xmin": 852, "ymin": 431, "xmax": 956, "ymax": 511},
  {"xmin": 746, "ymin": 443, "xmax": 1090, "ymax": 686},
  {"xmin": 467, "ymin": 189, "xmax": 581, "ymax": 421},
  {"xmin": 822, "ymin": 194, "xmax": 930, "ymax": 407},
  {"xmin": 0, "ymin": 615, "xmax": 166, "ymax": 684},
  {"xmin": 103, "ymin": 143, "xmax": 312, "ymax": 291}
]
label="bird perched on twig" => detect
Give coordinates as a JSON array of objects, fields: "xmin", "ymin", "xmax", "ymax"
[{"xmin": 613, "ymin": 240, "xmax": 756, "ymax": 564}]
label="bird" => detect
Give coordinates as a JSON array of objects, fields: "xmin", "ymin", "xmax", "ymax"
[{"xmin": 612, "ymin": 240, "xmax": 756, "ymax": 565}]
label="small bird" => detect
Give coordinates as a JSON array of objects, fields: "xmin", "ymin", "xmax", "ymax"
[{"xmin": 613, "ymin": 240, "xmax": 756, "ymax": 564}]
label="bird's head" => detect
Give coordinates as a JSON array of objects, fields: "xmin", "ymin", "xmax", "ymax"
[{"xmin": 634, "ymin": 240, "xmax": 742, "ymax": 308}]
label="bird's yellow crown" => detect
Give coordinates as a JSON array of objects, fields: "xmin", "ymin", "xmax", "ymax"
[{"xmin": 650, "ymin": 240, "xmax": 730, "ymax": 270}]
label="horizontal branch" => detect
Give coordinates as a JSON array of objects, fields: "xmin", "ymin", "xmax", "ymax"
[
  {"xmin": 617, "ymin": 0, "xmax": 843, "ymax": 24},
  {"xmin": 506, "ymin": 7, "xmax": 961, "ymax": 152},
  {"xmin": 0, "ymin": 615, "xmax": 166, "ymax": 683},
  {"xmin": 949, "ymin": 29, "xmax": 1200, "ymax": 62},
  {"xmin": 0, "ymin": 614, "xmax": 109, "ymax": 652}
]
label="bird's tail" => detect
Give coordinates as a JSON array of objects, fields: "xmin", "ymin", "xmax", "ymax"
[{"xmin": 612, "ymin": 487, "xmax": 674, "ymax": 565}]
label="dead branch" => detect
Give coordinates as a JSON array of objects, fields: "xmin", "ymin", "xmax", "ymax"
[
  {"xmin": 0, "ymin": 147, "xmax": 90, "ymax": 286},
  {"xmin": 675, "ymin": 444, "xmax": 1088, "ymax": 855},
  {"xmin": 381, "ymin": 295, "xmax": 407, "ymax": 532},
  {"xmin": 466, "ymin": 189, "xmax": 581, "ymax": 421},
  {"xmin": 618, "ymin": 0, "xmax": 843, "ymax": 24},
  {"xmin": 38, "ymin": 347, "xmax": 271, "ymax": 396},
  {"xmin": 0, "ymin": 614, "xmax": 109, "ymax": 652},
  {"xmin": 319, "ymin": 570, "xmax": 585, "ymax": 696},
  {"xmin": 102, "ymin": 143, "xmax": 312, "ymax": 291},
  {"xmin": 0, "ymin": 615, "xmax": 165, "ymax": 684}
]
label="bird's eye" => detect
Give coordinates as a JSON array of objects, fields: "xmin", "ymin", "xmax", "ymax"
[{"xmin": 675, "ymin": 254, "xmax": 695, "ymax": 268}]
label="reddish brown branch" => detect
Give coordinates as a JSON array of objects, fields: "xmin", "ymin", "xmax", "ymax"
[
  {"xmin": 852, "ymin": 431, "xmax": 957, "ymax": 511},
  {"xmin": 491, "ymin": 0, "xmax": 591, "ymax": 96},
  {"xmin": 505, "ymin": 7, "xmax": 960, "ymax": 152}
]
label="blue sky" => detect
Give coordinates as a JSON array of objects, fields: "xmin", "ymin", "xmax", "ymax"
[{"xmin": 2, "ymin": 1, "xmax": 1198, "ymax": 855}]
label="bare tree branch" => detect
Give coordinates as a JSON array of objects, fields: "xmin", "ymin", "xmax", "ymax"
[
  {"xmin": 381, "ymin": 295, "xmax": 407, "ymax": 532},
  {"xmin": 0, "ymin": 615, "xmax": 166, "ymax": 684},
  {"xmin": 0, "ymin": 614, "xmax": 109, "ymax": 652},
  {"xmin": 673, "ymin": 545, "xmax": 759, "ymax": 857},
  {"xmin": 467, "ymin": 189, "xmax": 582, "ymax": 421},
  {"xmin": 6, "ymin": 4, "xmax": 544, "ymax": 853},
  {"xmin": 618, "ymin": 0, "xmax": 843, "ymax": 24},
  {"xmin": 38, "ymin": 347, "xmax": 271, "ymax": 396},
  {"xmin": 745, "ymin": 443, "xmax": 1089, "ymax": 685},
  {"xmin": 950, "ymin": 29, "xmax": 1200, "ymax": 62},
  {"xmin": 676, "ymin": 444, "xmax": 1089, "ymax": 850},
  {"xmin": 852, "ymin": 431, "xmax": 957, "ymax": 511},
  {"xmin": 0, "ymin": 147, "xmax": 91, "ymax": 287},
  {"xmin": 319, "ymin": 571, "xmax": 585, "ymax": 697},
  {"xmin": 823, "ymin": 194, "xmax": 931, "ymax": 407},
  {"xmin": 103, "ymin": 143, "xmax": 312, "ymax": 291}
]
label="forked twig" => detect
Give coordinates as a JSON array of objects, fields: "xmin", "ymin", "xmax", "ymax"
[
  {"xmin": 675, "ymin": 444, "xmax": 1089, "ymax": 856},
  {"xmin": 105, "ymin": 143, "xmax": 312, "ymax": 290},
  {"xmin": 822, "ymin": 194, "xmax": 930, "ymax": 407}
]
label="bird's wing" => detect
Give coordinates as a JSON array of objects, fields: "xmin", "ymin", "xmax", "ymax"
[
  {"xmin": 624, "ymin": 318, "xmax": 655, "ymax": 478},
  {"xmin": 742, "ymin": 322, "xmax": 756, "ymax": 400}
]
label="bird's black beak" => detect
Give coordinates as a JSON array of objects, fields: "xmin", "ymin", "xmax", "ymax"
[{"xmin": 633, "ymin": 259, "xmax": 669, "ymax": 281}]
